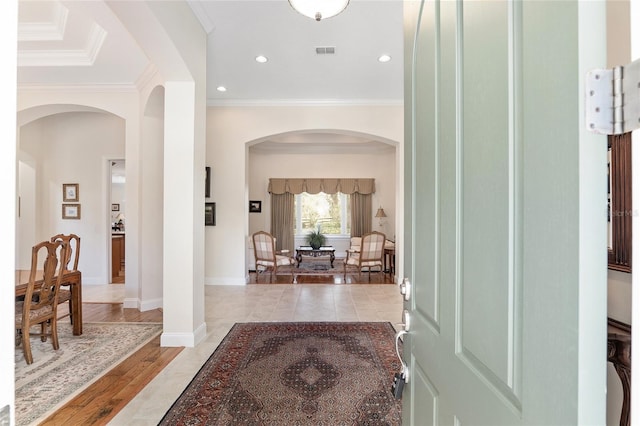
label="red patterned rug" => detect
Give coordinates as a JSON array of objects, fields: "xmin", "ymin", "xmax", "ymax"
[{"xmin": 160, "ymin": 322, "xmax": 402, "ymax": 425}]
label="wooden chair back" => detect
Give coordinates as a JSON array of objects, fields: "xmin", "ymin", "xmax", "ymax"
[
  {"xmin": 25, "ymin": 240, "xmax": 66, "ymax": 309},
  {"xmin": 50, "ymin": 233, "xmax": 80, "ymax": 271},
  {"xmin": 17, "ymin": 240, "xmax": 67, "ymax": 364}
]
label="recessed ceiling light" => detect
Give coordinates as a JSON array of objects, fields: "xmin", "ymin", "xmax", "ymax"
[
  {"xmin": 216, "ymin": 86, "xmax": 227, "ymax": 92},
  {"xmin": 378, "ymin": 54, "xmax": 392, "ymax": 63},
  {"xmin": 255, "ymin": 55, "xmax": 268, "ymax": 63}
]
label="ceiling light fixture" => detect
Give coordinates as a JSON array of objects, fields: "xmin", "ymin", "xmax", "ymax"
[
  {"xmin": 216, "ymin": 86, "xmax": 227, "ymax": 92},
  {"xmin": 378, "ymin": 54, "xmax": 392, "ymax": 63},
  {"xmin": 288, "ymin": 0, "xmax": 349, "ymax": 21},
  {"xmin": 255, "ymin": 55, "xmax": 268, "ymax": 63}
]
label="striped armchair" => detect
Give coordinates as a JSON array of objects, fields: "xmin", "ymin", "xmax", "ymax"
[
  {"xmin": 252, "ymin": 231, "xmax": 295, "ymax": 283},
  {"xmin": 343, "ymin": 231, "xmax": 386, "ymax": 281}
]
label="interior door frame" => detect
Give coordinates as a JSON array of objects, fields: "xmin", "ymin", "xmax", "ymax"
[{"xmin": 107, "ymin": 158, "xmax": 125, "ymax": 284}]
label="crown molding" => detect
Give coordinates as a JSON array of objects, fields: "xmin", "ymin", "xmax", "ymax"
[
  {"xmin": 18, "ymin": 23, "xmax": 106, "ymax": 67},
  {"xmin": 187, "ymin": 0, "xmax": 216, "ymax": 34},
  {"xmin": 18, "ymin": 83, "xmax": 138, "ymax": 94},
  {"xmin": 135, "ymin": 64, "xmax": 160, "ymax": 91},
  {"xmin": 207, "ymin": 98, "xmax": 404, "ymax": 107},
  {"xmin": 18, "ymin": 2, "xmax": 68, "ymax": 41}
]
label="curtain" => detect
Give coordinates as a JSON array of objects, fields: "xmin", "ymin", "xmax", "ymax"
[
  {"xmin": 350, "ymin": 192, "xmax": 372, "ymax": 237},
  {"xmin": 271, "ymin": 192, "xmax": 294, "ymax": 252},
  {"xmin": 268, "ymin": 178, "xmax": 375, "ymax": 195}
]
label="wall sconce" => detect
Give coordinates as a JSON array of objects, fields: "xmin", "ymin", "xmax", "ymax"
[
  {"xmin": 288, "ymin": 0, "xmax": 349, "ymax": 21},
  {"xmin": 375, "ymin": 207, "xmax": 387, "ymax": 228}
]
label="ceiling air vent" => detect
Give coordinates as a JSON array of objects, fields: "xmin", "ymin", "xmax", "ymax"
[{"xmin": 315, "ymin": 46, "xmax": 335, "ymax": 55}]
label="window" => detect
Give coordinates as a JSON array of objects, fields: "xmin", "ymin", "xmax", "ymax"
[{"xmin": 295, "ymin": 192, "xmax": 350, "ymax": 235}]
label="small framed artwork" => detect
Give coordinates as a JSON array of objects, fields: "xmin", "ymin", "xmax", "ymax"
[
  {"xmin": 63, "ymin": 183, "xmax": 79, "ymax": 202},
  {"xmin": 205, "ymin": 166, "xmax": 211, "ymax": 198},
  {"xmin": 205, "ymin": 202, "xmax": 216, "ymax": 226},
  {"xmin": 62, "ymin": 204, "xmax": 81, "ymax": 220},
  {"xmin": 111, "ymin": 203, "xmax": 120, "ymax": 211},
  {"xmin": 249, "ymin": 200, "xmax": 262, "ymax": 213}
]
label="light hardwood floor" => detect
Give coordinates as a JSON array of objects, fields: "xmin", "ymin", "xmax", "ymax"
[{"xmin": 40, "ymin": 303, "xmax": 180, "ymax": 426}]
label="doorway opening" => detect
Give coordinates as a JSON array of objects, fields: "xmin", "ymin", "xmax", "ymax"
[{"xmin": 110, "ymin": 159, "xmax": 125, "ymax": 284}]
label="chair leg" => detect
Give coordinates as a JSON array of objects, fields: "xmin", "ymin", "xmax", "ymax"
[
  {"xmin": 22, "ymin": 327, "xmax": 33, "ymax": 365},
  {"xmin": 40, "ymin": 322, "xmax": 48, "ymax": 342},
  {"xmin": 51, "ymin": 318, "xmax": 59, "ymax": 351}
]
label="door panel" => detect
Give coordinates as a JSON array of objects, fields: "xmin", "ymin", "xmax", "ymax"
[
  {"xmin": 414, "ymin": 0, "xmax": 439, "ymax": 331},
  {"xmin": 459, "ymin": 0, "xmax": 517, "ymax": 397},
  {"xmin": 403, "ymin": 0, "xmax": 607, "ymax": 424}
]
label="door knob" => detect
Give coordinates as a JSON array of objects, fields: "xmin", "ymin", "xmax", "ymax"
[
  {"xmin": 399, "ymin": 309, "xmax": 411, "ymax": 331},
  {"xmin": 399, "ymin": 278, "xmax": 411, "ymax": 301}
]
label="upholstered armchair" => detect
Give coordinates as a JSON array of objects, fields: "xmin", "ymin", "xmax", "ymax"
[
  {"xmin": 343, "ymin": 231, "xmax": 386, "ymax": 281},
  {"xmin": 252, "ymin": 231, "xmax": 295, "ymax": 283}
]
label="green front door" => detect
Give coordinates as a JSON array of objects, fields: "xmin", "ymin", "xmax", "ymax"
[{"xmin": 403, "ymin": 0, "xmax": 608, "ymax": 424}]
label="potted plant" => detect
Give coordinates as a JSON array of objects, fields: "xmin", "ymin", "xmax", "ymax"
[{"xmin": 307, "ymin": 229, "xmax": 326, "ymax": 250}]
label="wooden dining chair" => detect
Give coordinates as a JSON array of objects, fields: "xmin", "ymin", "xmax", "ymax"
[
  {"xmin": 252, "ymin": 231, "xmax": 295, "ymax": 283},
  {"xmin": 50, "ymin": 233, "xmax": 80, "ymax": 324},
  {"xmin": 343, "ymin": 231, "xmax": 386, "ymax": 281},
  {"xmin": 15, "ymin": 240, "xmax": 67, "ymax": 364}
]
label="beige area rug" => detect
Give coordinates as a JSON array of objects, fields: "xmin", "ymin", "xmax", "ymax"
[{"xmin": 15, "ymin": 322, "xmax": 162, "ymax": 426}]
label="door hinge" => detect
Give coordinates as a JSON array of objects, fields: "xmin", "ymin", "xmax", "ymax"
[{"xmin": 586, "ymin": 58, "xmax": 640, "ymax": 135}]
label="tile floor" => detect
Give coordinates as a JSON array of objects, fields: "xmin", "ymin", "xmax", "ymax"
[
  {"xmin": 82, "ymin": 283, "xmax": 126, "ymax": 303},
  {"xmin": 104, "ymin": 283, "xmax": 404, "ymax": 425}
]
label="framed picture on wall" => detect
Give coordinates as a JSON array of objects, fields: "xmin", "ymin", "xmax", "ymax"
[
  {"xmin": 249, "ymin": 200, "xmax": 261, "ymax": 213},
  {"xmin": 63, "ymin": 183, "xmax": 79, "ymax": 202},
  {"xmin": 205, "ymin": 202, "xmax": 216, "ymax": 226},
  {"xmin": 112, "ymin": 203, "xmax": 120, "ymax": 211},
  {"xmin": 62, "ymin": 204, "xmax": 81, "ymax": 219}
]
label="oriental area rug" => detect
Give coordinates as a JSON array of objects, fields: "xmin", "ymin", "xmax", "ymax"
[
  {"xmin": 160, "ymin": 322, "xmax": 402, "ymax": 425},
  {"xmin": 15, "ymin": 322, "xmax": 162, "ymax": 426}
]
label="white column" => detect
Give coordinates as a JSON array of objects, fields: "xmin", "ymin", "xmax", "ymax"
[
  {"xmin": 161, "ymin": 81, "xmax": 206, "ymax": 347},
  {"xmin": 1, "ymin": 1, "xmax": 17, "ymax": 422}
]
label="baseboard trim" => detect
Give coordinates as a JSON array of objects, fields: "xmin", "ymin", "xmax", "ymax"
[
  {"xmin": 161, "ymin": 322, "xmax": 207, "ymax": 347},
  {"xmin": 123, "ymin": 298, "xmax": 138, "ymax": 309},
  {"xmin": 205, "ymin": 277, "xmax": 246, "ymax": 286}
]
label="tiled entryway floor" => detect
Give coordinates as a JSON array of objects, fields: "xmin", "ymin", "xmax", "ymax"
[{"xmin": 108, "ymin": 284, "xmax": 404, "ymax": 425}]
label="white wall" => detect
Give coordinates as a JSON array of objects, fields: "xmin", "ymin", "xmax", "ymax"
[
  {"xmin": 2, "ymin": 3, "xmax": 17, "ymax": 420},
  {"xmin": 206, "ymin": 105, "xmax": 403, "ymax": 285},
  {"xmin": 18, "ymin": 111, "xmax": 125, "ymax": 284}
]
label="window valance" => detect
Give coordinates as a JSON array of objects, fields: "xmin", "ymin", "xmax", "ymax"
[{"xmin": 268, "ymin": 178, "xmax": 375, "ymax": 195}]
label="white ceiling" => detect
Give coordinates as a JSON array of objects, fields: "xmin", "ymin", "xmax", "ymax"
[
  {"xmin": 17, "ymin": 0, "xmax": 404, "ymax": 152},
  {"xmin": 195, "ymin": 0, "xmax": 404, "ymax": 104}
]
